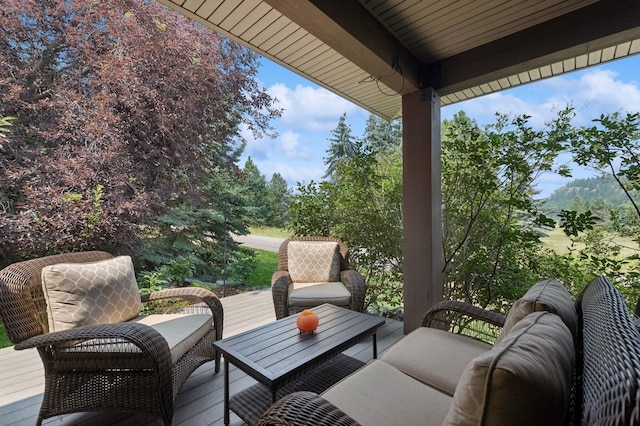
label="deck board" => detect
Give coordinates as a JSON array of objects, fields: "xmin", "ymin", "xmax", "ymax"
[{"xmin": 0, "ymin": 289, "xmax": 404, "ymax": 425}]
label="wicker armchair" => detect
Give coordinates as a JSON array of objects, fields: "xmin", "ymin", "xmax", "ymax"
[
  {"xmin": 271, "ymin": 237, "xmax": 366, "ymax": 319},
  {"xmin": 0, "ymin": 251, "xmax": 223, "ymax": 426}
]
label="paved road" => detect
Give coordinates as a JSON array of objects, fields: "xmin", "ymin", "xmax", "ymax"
[{"xmin": 233, "ymin": 234, "xmax": 284, "ymax": 252}]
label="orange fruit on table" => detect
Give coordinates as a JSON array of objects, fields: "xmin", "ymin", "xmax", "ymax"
[{"xmin": 296, "ymin": 309, "xmax": 319, "ymax": 332}]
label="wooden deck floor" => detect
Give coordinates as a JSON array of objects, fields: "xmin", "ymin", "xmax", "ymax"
[{"xmin": 0, "ymin": 289, "xmax": 404, "ymax": 426}]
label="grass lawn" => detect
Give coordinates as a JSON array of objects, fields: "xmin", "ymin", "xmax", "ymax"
[
  {"xmin": 248, "ymin": 226, "xmax": 291, "ymax": 238},
  {"xmin": 541, "ymin": 227, "xmax": 640, "ymax": 257},
  {"xmin": 245, "ymin": 248, "xmax": 278, "ymax": 287},
  {"xmin": 0, "ymin": 322, "xmax": 10, "ymax": 348}
]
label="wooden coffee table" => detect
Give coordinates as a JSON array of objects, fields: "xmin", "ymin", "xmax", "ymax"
[{"xmin": 213, "ymin": 303, "xmax": 385, "ymax": 425}]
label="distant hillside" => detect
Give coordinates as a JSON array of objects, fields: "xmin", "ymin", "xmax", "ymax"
[{"xmin": 541, "ymin": 175, "xmax": 631, "ymax": 213}]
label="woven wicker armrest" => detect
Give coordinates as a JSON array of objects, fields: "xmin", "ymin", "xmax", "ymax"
[
  {"xmin": 271, "ymin": 271, "xmax": 291, "ymax": 319},
  {"xmin": 14, "ymin": 321, "xmax": 170, "ymax": 356},
  {"xmin": 141, "ymin": 287, "xmax": 223, "ymax": 335},
  {"xmin": 14, "ymin": 322, "xmax": 173, "ymax": 379},
  {"xmin": 271, "ymin": 270, "xmax": 291, "ymax": 286},
  {"xmin": 421, "ymin": 300, "xmax": 506, "ymax": 345},
  {"xmin": 257, "ymin": 391, "xmax": 361, "ymax": 426},
  {"xmin": 340, "ymin": 269, "xmax": 366, "ymax": 312}
]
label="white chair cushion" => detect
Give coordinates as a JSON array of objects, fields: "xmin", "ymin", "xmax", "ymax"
[
  {"xmin": 287, "ymin": 241, "xmax": 341, "ymax": 283},
  {"xmin": 42, "ymin": 256, "xmax": 141, "ymax": 332},
  {"xmin": 381, "ymin": 327, "xmax": 491, "ymax": 396},
  {"xmin": 322, "ymin": 359, "xmax": 452, "ymax": 426},
  {"xmin": 288, "ymin": 281, "xmax": 351, "ymax": 307},
  {"xmin": 131, "ymin": 314, "xmax": 212, "ymax": 363}
]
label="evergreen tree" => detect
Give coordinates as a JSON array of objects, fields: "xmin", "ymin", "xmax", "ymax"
[
  {"xmin": 140, "ymin": 138, "xmax": 252, "ymax": 281},
  {"xmin": 362, "ymin": 114, "xmax": 401, "ymax": 152},
  {"xmin": 543, "ymin": 175, "xmax": 630, "ymax": 214},
  {"xmin": 243, "ymin": 157, "xmax": 268, "ymax": 225},
  {"xmin": 265, "ymin": 173, "xmax": 291, "ymax": 228},
  {"xmin": 242, "ymin": 160, "xmax": 291, "ymax": 228},
  {"xmin": 324, "ymin": 113, "xmax": 357, "ymax": 179}
]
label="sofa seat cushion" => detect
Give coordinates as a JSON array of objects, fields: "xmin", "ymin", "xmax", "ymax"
[
  {"xmin": 42, "ymin": 256, "xmax": 141, "ymax": 332},
  {"xmin": 288, "ymin": 282, "xmax": 351, "ymax": 307},
  {"xmin": 287, "ymin": 241, "xmax": 341, "ymax": 283},
  {"xmin": 496, "ymin": 278, "xmax": 577, "ymax": 343},
  {"xmin": 381, "ymin": 327, "xmax": 491, "ymax": 396},
  {"xmin": 132, "ymin": 314, "xmax": 212, "ymax": 363},
  {"xmin": 322, "ymin": 359, "xmax": 452, "ymax": 426},
  {"xmin": 443, "ymin": 311, "xmax": 574, "ymax": 426}
]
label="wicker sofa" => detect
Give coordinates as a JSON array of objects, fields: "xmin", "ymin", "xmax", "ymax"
[
  {"xmin": 258, "ymin": 276, "xmax": 640, "ymax": 426},
  {"xmin": 0, "ymin": 251, "xmax": 223, "ymax": 426}
]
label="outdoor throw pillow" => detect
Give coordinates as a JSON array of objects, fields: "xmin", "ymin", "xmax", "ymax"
[
  {"xmin": 495, "ymin": 278, "xmax": 577, "ymax": 344},
  {"xmin": 443, "ymin": 311, "xmax": 575, "ymax": 426},
  {"xmin": 42, "ymin": 255, "xmax": 141, "ymax": 332},
  {"xmin": 287, "ymin": 241, "xmax": 341, "ymax": 283}
]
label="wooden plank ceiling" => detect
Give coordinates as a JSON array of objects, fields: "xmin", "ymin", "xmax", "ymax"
[{"xmin": 157, "ymin": 0, "xmax": 640, "ymax": 120}]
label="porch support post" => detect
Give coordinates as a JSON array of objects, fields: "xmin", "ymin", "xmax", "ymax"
[{"xmin": 402, "ymin": 88, "xmax": 443, "ymax": 333}]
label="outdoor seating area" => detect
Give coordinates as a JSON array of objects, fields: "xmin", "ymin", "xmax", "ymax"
[
  {"xmin": 1, "ymin": 250, "xmax": 640, "ymax": 425},
  {"xmin": 0, "ymin": 284, "xmax": 404, "ymax": 425},
  {"xmin": 3, "ymin": 1, "xmax": 640, "ymax": 425},
  {"xmin": 258, "ymin": 276, "xmax": 640, "ymax": 426}
]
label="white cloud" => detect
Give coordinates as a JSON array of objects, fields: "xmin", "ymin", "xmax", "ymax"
[
  {"xmin": 269, "ymin": 83, "xmax": 364, "ymax": 132},
  {"xmin": 544, "ymin": 69, "xmax": 640, "ymax": 125},
  {"xmin": 444, "ymin": 67, "xmax": 640, "ymax": 131},
  {"xmin": 277, "ymin": 161, "xmax": 325, "ymax": 186},
  {"xmin": 441, "ymin": 66, "xmax": 640, "ymax": 198},
  {"xmin": 240, "ymin": 125, "xmax": 308, "ymax": 164},
  {"xmin": 241, "ymin": 82, "xmax": 367, "ymax": 183},
  {"xmin": 278, "ymin": 130, "xmax": 311, "ymax": 159}
]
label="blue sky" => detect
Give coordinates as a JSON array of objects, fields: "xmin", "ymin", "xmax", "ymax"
[{"xmin": 240, "ymin": 54, "xmax": 640, "ymax": 198}]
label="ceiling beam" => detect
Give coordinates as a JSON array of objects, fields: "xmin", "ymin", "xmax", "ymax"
[
  {"xmin": 263, "ymin": 0, "xmax": 421, "ymax": 95},
  {"xmin": 435, "ymin": 0, "xmax": 640, "ymax": 95}
]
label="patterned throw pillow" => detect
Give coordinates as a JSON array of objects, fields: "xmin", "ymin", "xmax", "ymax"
[
  {"xmin": 287, "ymin": 241, "xmax": 341, "ymax": 283},
  {"xmin": 42, "ymin": 255, "xmax": 141, "ymax": 332}
]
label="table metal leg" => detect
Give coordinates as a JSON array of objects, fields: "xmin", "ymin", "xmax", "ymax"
[
  {"xmin": 224, "ymin": 360, "xmax": 230, "ymax": 425},
  {"xmin": 373, "ymin": 332, "xmax": 378, "ymax": 359}
]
